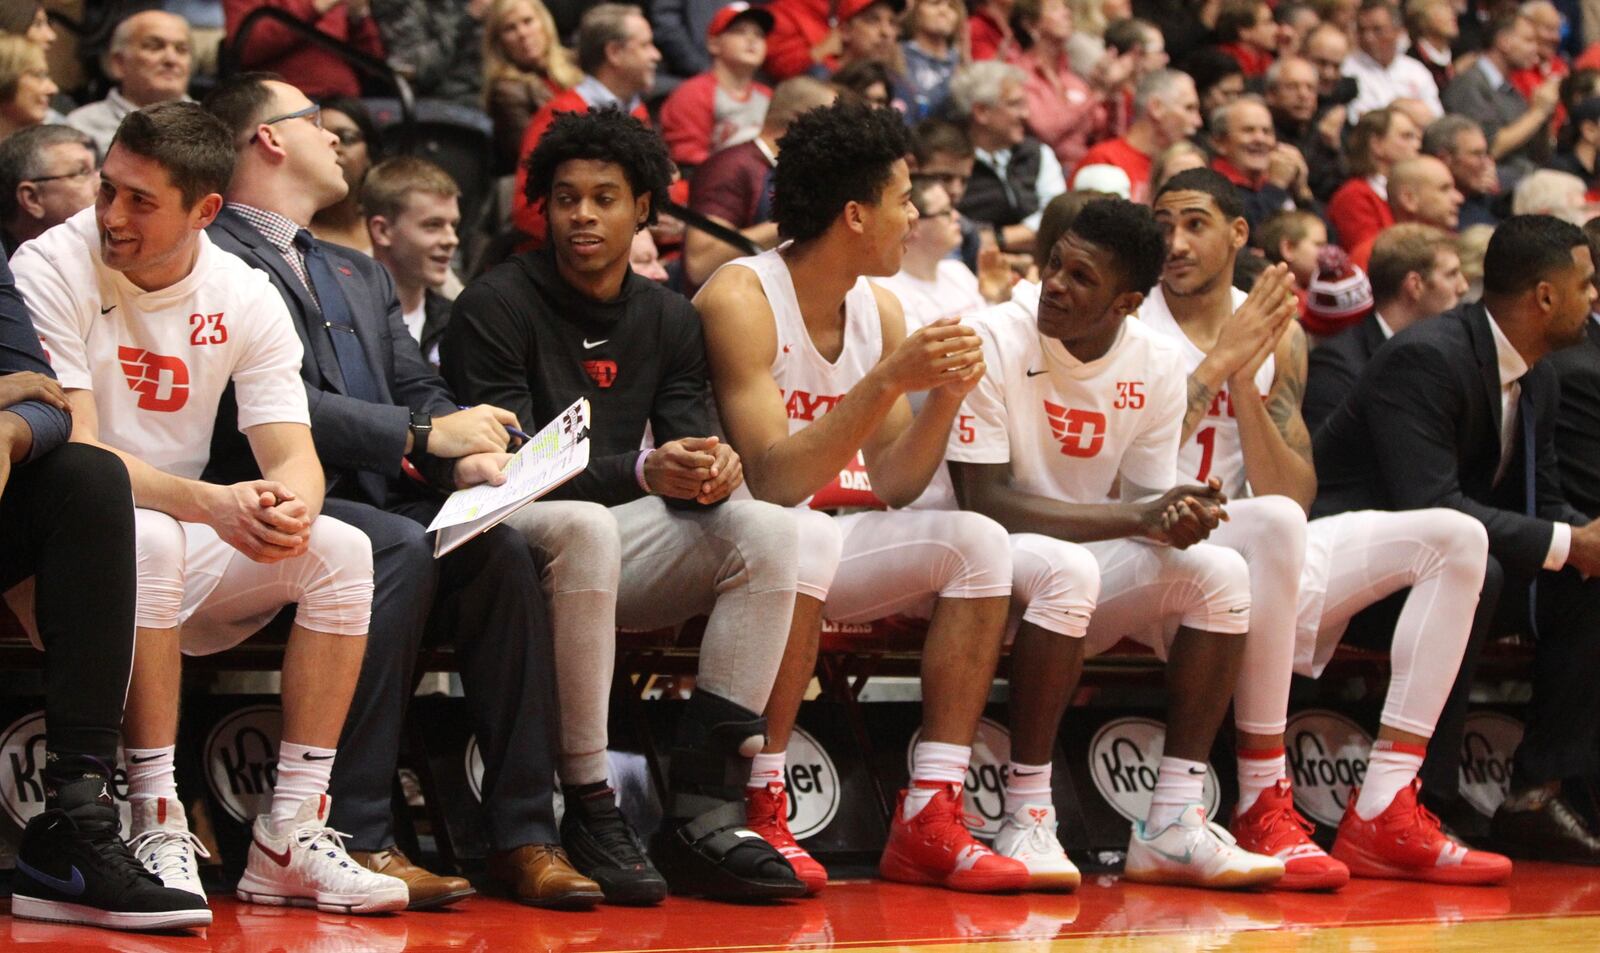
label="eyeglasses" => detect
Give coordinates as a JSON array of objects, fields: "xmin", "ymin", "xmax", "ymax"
[
  {"xmin": 249, "ymin": 103, "xmax": 322, "ymax": 143},
  {"xmin": 328, "ymin": 127, "xmax": 365, "ymax": 147},
  {"xmin": 25, "ymin": 166, "xmax": 96, "ymax": 185}
]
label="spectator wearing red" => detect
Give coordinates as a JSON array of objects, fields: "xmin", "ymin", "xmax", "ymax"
[
  {"xmin": 1300, "ymin": 243, "xmax": 1374, "ymax": 337},
  {"xmin": 1013, "ymin": 0, "xmax": 1118, "ymax": 168},
  {"xmin": 223, "ymin": 0, "xmax": 385, "ymax": 99},
  {"xmin": 684, "ymin": 76, "xmax": 838, "ymax": 285},
  {"xmin": 763, "ymin": 0, "xmax": 906, "ymax": 80},
  {"xmin": 1347, "ymin": 155, "xmax": 1462, "ymax": 268},
  {"xmin": 1510, "ymin": 1, "xmax": 1569, "ymax": 110},
  {"xmin": 967, "ymin": 0, "xmax": 1018, "ymax": 60},
  {"xmin": 1071, "ymin": 67, "xmax": 1200, "ymax": 203},
  {"xmin": 1208, "ymin": 96, "xmax": 1311, "ymax": 231},
  {"xmin": 511, "ymin": 2, "xmax": 661, "ymax": 242},
  {"xmin": 1215, "ymin": 0, "xmax": 1277, "ymax": 78},
  {"xmin": 1326, "ymin": 105, "xmax": 1420, "ymax": 248},
  {"xmin": 659, "ymin": 3, "xmax": 774, "ymax": 168}
]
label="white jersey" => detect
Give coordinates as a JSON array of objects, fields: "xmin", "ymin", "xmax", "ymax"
[
  {"xmin": 947, "ymin": 297, "xmax": 1188, "ymax": 504},
  {"xmin": 872, "ymin": 260, "xmax": 985, "ymax": 329},
  {"xmin": 1137, "ymin": 285, "xmax": 1275, "ymax": 499},
  {"xmin": 718, "ymin": 246, "xmax": 883, "ymax": 507},
  {"xmin": 14, "ymin": 207, "xmax": 309, "ymax": 479}
]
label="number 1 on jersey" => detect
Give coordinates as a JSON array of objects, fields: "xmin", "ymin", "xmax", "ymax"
[{"xmin": 1195, "ymin": 426, "xmax": 1216, "ymax": 481}]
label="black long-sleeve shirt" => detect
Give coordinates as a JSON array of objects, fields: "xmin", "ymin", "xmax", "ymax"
[
  {"xmin": 441, "ymin": 252, "xmax": 717, "ymax": 507},
  {"xmin": 0, "ymin": 254, "xmax": 68, "ymax": 462}
]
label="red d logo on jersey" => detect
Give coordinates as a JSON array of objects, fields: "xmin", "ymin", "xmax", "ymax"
[
  {"xmin": 118, "ymin": 346, "xmax": 190, "ymax": 412},
  {"xmin": 1044, "ymin": 400, "xmax": 1106, "ymax": 458},
  {"xmin": 583, "ymin": 360, "xmax": 617, "ymax": 388}
]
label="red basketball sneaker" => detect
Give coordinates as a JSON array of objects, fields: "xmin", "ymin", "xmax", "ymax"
[
  {"xmin": 745, "ymin": 783, "xmax": 827, "ymax": 894},
  {"xmin": 879, "ymin": 782, "xmax": 1029, "ymax": 893},
  {"xmin": 1332, "ymin": 780, "xmax": 1512, "ymax": 885},
  {"xmin": 1230, "ymin": 779, "xmax": 1350, "ymax": 891}
]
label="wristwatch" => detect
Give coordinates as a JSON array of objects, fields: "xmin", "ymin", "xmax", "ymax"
[{"xmin": 408, "ymin": 410, "xmax": 432, "ymax": 457}]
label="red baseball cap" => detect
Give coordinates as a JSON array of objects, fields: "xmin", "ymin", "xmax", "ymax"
[
  {"xmin": 708, "ymin": 2, "xmax": 776, "ymax": 39},
  {"xmin": 835, "ymin": 0, "xmax": 906, "ymax": 23}
]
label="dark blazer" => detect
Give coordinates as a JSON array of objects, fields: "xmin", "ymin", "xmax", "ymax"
[
  {"xmin": 1304, "ymin": 311, "xmax": 1389, "ymax": 435},
  {"xmin": 0, "ymin": 253, "xmax": 68, "ymax": 461},
  {"xmin": 1312, "ymin": 303, "xmax": 1589, "ymax": 577},
  {"xmin": 419, "ymin": 289, "xmax": 451, "ymax": 370},
  {"xmin": 1550, "ymin": 317, "xmax": 1600, "ymax": 518},
  {"xmin": 204, "ymin": 206, "xmax": 458, "ymax": 505}
]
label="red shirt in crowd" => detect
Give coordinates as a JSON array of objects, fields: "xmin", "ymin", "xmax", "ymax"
[
  {"xmin": 658, "ymin": 73, "xmax": 772, "ymax": 168},
  {"xmin": 1072, "ymin": 137, "xmax": 1153, "ymax": 203},
  {"xmin": 1016, "ymin": 48, "xmax": 1110, "ymax": 169},
  {"xmin": 1218, "ymin": 42, "xmax": 1274, "ymax": 78},
  {"xmin": 968, "ymin": 7, "xmax": 1018, "ymax": 61},
  {"xmin": 224, "ymin": 0, "xmax": 385, "ymax": 99},
  {"xmin": 512, "ymin": 87, "xmax": 654, "ymax": 243},
  {"xmin": 1326, "ymin": 177, "xmax": 1393, "ymax": 252},
  {"xmin": 763, "ymin": 0, "xmax": 835, "ymax": 80}
]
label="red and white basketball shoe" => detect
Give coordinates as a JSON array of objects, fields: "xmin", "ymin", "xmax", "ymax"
[
  {"xmin": 879, "ymin": 782, "xmax": 1029, "ymax": 893},
  {"xmin": 745, "ymin": 783, "xmax": 828, "ymax": 894},
  {"xmin": 1332, "ymin": 780, "xmax": 1512, "ymax": 885},
  {"xmin": 1230, "ymin": 779, "xmax": 1350, "ymax": 891}
]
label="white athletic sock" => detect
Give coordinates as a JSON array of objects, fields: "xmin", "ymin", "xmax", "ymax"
[
  {"xmin": 903, "ymin": 741, "xmax": 969, "ymax": 820},
  {"xmin": 1003, "ymin": 761, "xmax": 1053, "ymax": 817},
  {"xmin": 749, "ymin": 751, "xmax": 787, "ymax": 789},
  {"xmin": 125, "ymin": 746, "xmax": 178, "ymax": 808},
  {"xmin": 271, "ymin": 741, "xmax": 337, "ymax": 824},
  {"xmin": 1355, "ymin": 739, "xmax": 1427, "ymax": 821},
  {"xmin": 1147, "ymin": 756, "xmax": 1207, "ymax": 831},
  {"xmin": 1235, "ymin": 747, "xmax": 1287, "ymax": 814}
]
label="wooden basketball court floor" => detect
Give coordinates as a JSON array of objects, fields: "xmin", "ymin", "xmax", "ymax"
[{"xmin": 5, "ymin": 862, "xmax": 1600, "ymax": 952}]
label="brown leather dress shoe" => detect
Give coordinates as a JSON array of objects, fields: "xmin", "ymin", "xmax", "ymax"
[
  {"xmin": 350, "ymin": 848, "xmax": 476, "ymax": 910},
  {"xmin": 487, "ymin": 844, "xmax": 604, "ymax": 909}
]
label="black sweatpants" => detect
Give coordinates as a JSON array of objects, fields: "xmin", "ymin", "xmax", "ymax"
[{"xmin": 0, "ymin": 443, "xmax": 136, "ymax": 770}]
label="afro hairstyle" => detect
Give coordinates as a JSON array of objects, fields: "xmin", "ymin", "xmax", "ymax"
[
  {"xmin": 772, "ymin": 100, "xmax": 914, "ymax": 244},
  {"xmin": 1061, "ymin": 197, "xmax": 1168, "ymax": 296},
  {"xmin": 524, "ymin": 107, "xmax": 673, "ymax": 229}
]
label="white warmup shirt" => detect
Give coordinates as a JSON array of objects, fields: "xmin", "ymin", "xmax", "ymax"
[
  {"xmin": 946, "ymin": 297, "xmax": 1188, "ymax": 503},
  {"xmin": 873, "ymin": 260, "xmax": 986, "ymax": 329},
  {"xmin": 1137, "ymin": 285, "xmax": 1274, "ymax": 500},
  {"xmin": 13, "ymin": 207, "xmax": 310, "ymax": 477}
]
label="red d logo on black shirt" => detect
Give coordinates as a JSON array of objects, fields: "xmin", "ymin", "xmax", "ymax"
[{"xmin": 583, "ymin": 360, "xmax": 617, "ymax": 389}]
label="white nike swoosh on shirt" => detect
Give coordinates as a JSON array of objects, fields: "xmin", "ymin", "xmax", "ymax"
[{"xmin": 583, "ymin": 338, "xmax": 609, "ymax": 349}]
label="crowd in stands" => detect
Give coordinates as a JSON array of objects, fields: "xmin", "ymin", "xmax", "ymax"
[{"xmin": 4, "ymin": 0, "xmax": 1600, "ymax": 939}]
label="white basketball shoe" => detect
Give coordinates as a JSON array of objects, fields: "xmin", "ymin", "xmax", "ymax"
[
  {"xmin": 235, "ymin": 795, "xmax": 409, "ymax": 914},
  {"xmin": 992, "ymin": 804, "xmax": 1081, "ymax": 891},
  {"xmin": 1124, "ymin": 804, "xmax": 1284, "ymax": 889},
  {"xmin": 128, "ymin": 797, "xmax": 210, "ymax": 900}
]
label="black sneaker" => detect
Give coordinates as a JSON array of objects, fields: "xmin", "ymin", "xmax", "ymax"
[
  {"xmin": 560, "ymin": 783, "xmax": 668, "ymax": 905},
  {"xmin": 12, "ymin": 774, "xmax": 212, "ymax": 932}
]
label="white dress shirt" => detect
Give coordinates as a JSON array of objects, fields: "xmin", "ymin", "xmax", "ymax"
[
  {"xmin": 1485, "ymin": 308, "xmax": 1571, "ymax": 569},
  {"xmin": 1343, "ymin": 49, "xmax": 1444, "ymax": 122}
]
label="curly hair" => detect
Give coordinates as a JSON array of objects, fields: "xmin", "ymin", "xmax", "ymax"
[
  {"xmin": 524, "ymin": 107, "xmax": 673, "ymax": 228},
  {"xmin": 1064, "ymin": 198, "xmax": 1168, "ymax": 295},
  {"xmin": 773, "ymin": 101, "xmax": 913, "ymax": 244}
]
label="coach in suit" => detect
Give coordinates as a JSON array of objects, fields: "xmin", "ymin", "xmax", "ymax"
[
  {"xmin": 198, "ymin": 74, "xmax": 601, "ymax": 907},
  {"xmin": 1305, "ymin": 224, "xmax": 1468, "ymax": 433},
  {"xmin": 1549, "ymin": 308, "xmax": 1600, "ymax": 519},
  {"xmin": 1314, "ymin": 214, "xmax": 1600, "ymax": 864}
]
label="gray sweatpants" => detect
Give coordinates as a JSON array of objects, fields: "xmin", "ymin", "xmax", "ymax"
[{"xmin": 503, "ymin": 495, "xmax": 799, "ymax": 784}]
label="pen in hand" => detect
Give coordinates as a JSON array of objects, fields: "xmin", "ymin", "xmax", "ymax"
[{"xmin": 459, "ymin": 404, "xmax": 531, "ymax": 443}]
